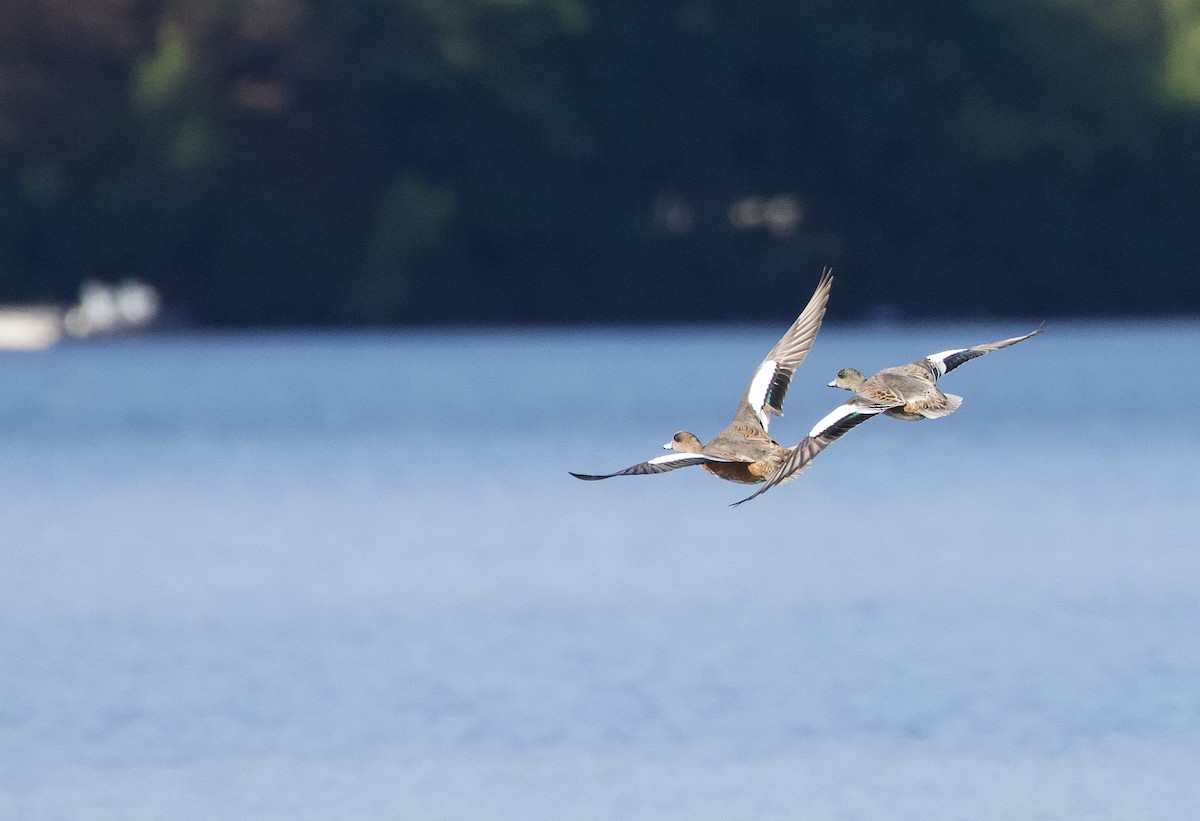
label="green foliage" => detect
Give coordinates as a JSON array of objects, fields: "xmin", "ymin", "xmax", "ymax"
[
  {"xmin": 133, "ymin": 28, "xmax": 192, "ymax": 112},
  {"xmin": 1163, "ymin": 0, "xmax": 1200, "ymax": 103},
  {"xmin": 1, "ymin": 0, "xmax": 1199, "ymax": 324},
  {"xmin": 354, "ymin": 176, "xmax": 457, "ymax": 321}
]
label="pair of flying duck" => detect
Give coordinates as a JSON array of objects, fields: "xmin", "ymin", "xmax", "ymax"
[{"xmin": 571, "ymin": 270, "xmax": 1042, "ymax": 506}]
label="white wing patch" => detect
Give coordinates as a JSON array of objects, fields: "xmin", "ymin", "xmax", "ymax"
[
  {"xmin": 924, "ymin": 348, "xmax": 964, "ymax": 377},
  {"xmin": 808, "ymin": 404, "xmax": 861, "ymax": 437},
  {"xmin": 648, "ymin": 451, "xmax": 739, "ymax": 465},
  {"xmin": 746, "ymin": 359, "xmax": 778, "ymax": 430},
  {"xmin": 807, "ymin": 402, "xmax": 888, "ymax": 437}
]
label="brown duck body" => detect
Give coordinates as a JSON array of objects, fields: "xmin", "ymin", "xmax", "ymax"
[
  {"xmin": 692, "ymin": 418, "xmax": 789, "ymax": 484},
  {"xmin": 570, "ymin": 270, "xmax": 834, "ymax": 486},
  {"xmin": 841, "ymin": 366, "xmax": 961, "ymax": 421},
  {"xmin": 702, "ymin": 458, "xmax": 784, "ymax": 484},
  {"xmin": 731, "ymin": 324, "xmax": 1046, "ymax": 505}
]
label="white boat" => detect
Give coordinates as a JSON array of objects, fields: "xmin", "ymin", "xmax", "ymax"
[
  {"xmin": 0, "ymin": 306, "xmax": 63, "ymax": 350},
  {"xmin": 0, "ymin": 280, "xmax": 163, "ymax": 350},
  {"xmin": 63, "ymin": 279, "xmax": 162, "ymax": 338}
]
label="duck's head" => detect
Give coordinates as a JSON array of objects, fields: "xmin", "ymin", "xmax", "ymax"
[
  {"xmin": 663, "ymin": 431, "xmax": 703, "ymax": 452},
  {"xmin": 828, "ymin": 367, "xmax": 866, "ymax": 391}
]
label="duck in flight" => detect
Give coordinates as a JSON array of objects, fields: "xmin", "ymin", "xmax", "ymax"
[
  {"xmin": 570, "ymin": 269, "xmax": 834, "ymax": 485},
  {"xmin": 731, "ymin": 324, "xmax": 1044, "ymax": 505}
]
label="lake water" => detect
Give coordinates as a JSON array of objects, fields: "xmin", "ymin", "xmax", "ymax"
[{"xmin": 1, "ymin": 320, "xmax": 1198, "ymax": 819}]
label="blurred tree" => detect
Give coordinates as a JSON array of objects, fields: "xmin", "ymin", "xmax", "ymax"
[
  {"xmin": 1, "ymin": 0, "xmax": 1199, "ymax": 324},
  {"xmin": 1163, "ymin": 0, "xmax": 1200, "ymax": 103}
]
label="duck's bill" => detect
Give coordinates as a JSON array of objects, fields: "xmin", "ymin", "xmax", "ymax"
[
  {"xmin": 827, "ymin": 380, "xmax": 837, "ymax": 387},
  {"xmin": 662, "ymin": 442, "xmax": 673, "ymax": 450}
]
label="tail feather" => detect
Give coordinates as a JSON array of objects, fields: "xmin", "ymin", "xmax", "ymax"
[{"xmin": 919, "ymin": 392, "xmax": 963, "ymax": 419}]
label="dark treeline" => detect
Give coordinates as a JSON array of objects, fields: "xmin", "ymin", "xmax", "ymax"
[{"xmin": 2, "ymin": 0, "xmax": 1200, "ymax": 325}]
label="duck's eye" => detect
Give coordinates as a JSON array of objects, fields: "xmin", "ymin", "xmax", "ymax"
[{"xmin": 672, "ymin": 433, "xmax": 682, "ymax": 442}]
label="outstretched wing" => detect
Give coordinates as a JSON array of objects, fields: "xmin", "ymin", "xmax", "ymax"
[
  {"xmin": 732, "ymin": 323, "xmax": 1045, "ymax": 505},
  {"xmin": 571, "ymin": 451, "xmax": 741, "ymax": 481},
  {"xmin": 922, "ymin": 323, "xmax": 1044, "ymax": 380},
  {"xmin": 729, "ymin": 399, "xmax": 887, "ymax": 505},
  {"xmin": 737, "ymin": 268, "xmax": 834, "ymax": 432}
]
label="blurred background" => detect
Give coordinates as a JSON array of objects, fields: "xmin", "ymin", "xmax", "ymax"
[
  {"xmin": 4, "ymin": 3, "xmax": 1200, "ymax": 819},
  {"xmin": 2, "ymin": 0, "xmax": 1200, "ymax": 332}
]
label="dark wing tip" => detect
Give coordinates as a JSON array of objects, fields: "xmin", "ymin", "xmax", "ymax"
[
  {"xmin": 729, "ymin": 458, "xmax": 796, "ymax": 507},
  {"xmin": 728, "ymin": 489, "xmax": 764, "ymax": 507},
  {"xmin": 569, "ymin": 471, "xmax": 609, "ymax": 481},
  {"xmin": 729, "ymin": 468, "xmax": 790, "ymax": 506}
]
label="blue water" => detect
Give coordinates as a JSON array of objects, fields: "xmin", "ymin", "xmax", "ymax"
[{"xmin": 1, "ymin": 321, "xmax": 1198, "ymax": 819}]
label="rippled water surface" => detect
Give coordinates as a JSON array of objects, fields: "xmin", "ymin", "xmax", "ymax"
[{"xmin": 2, "ymin": 320, "xmax": 1198, "ymax": 819}]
